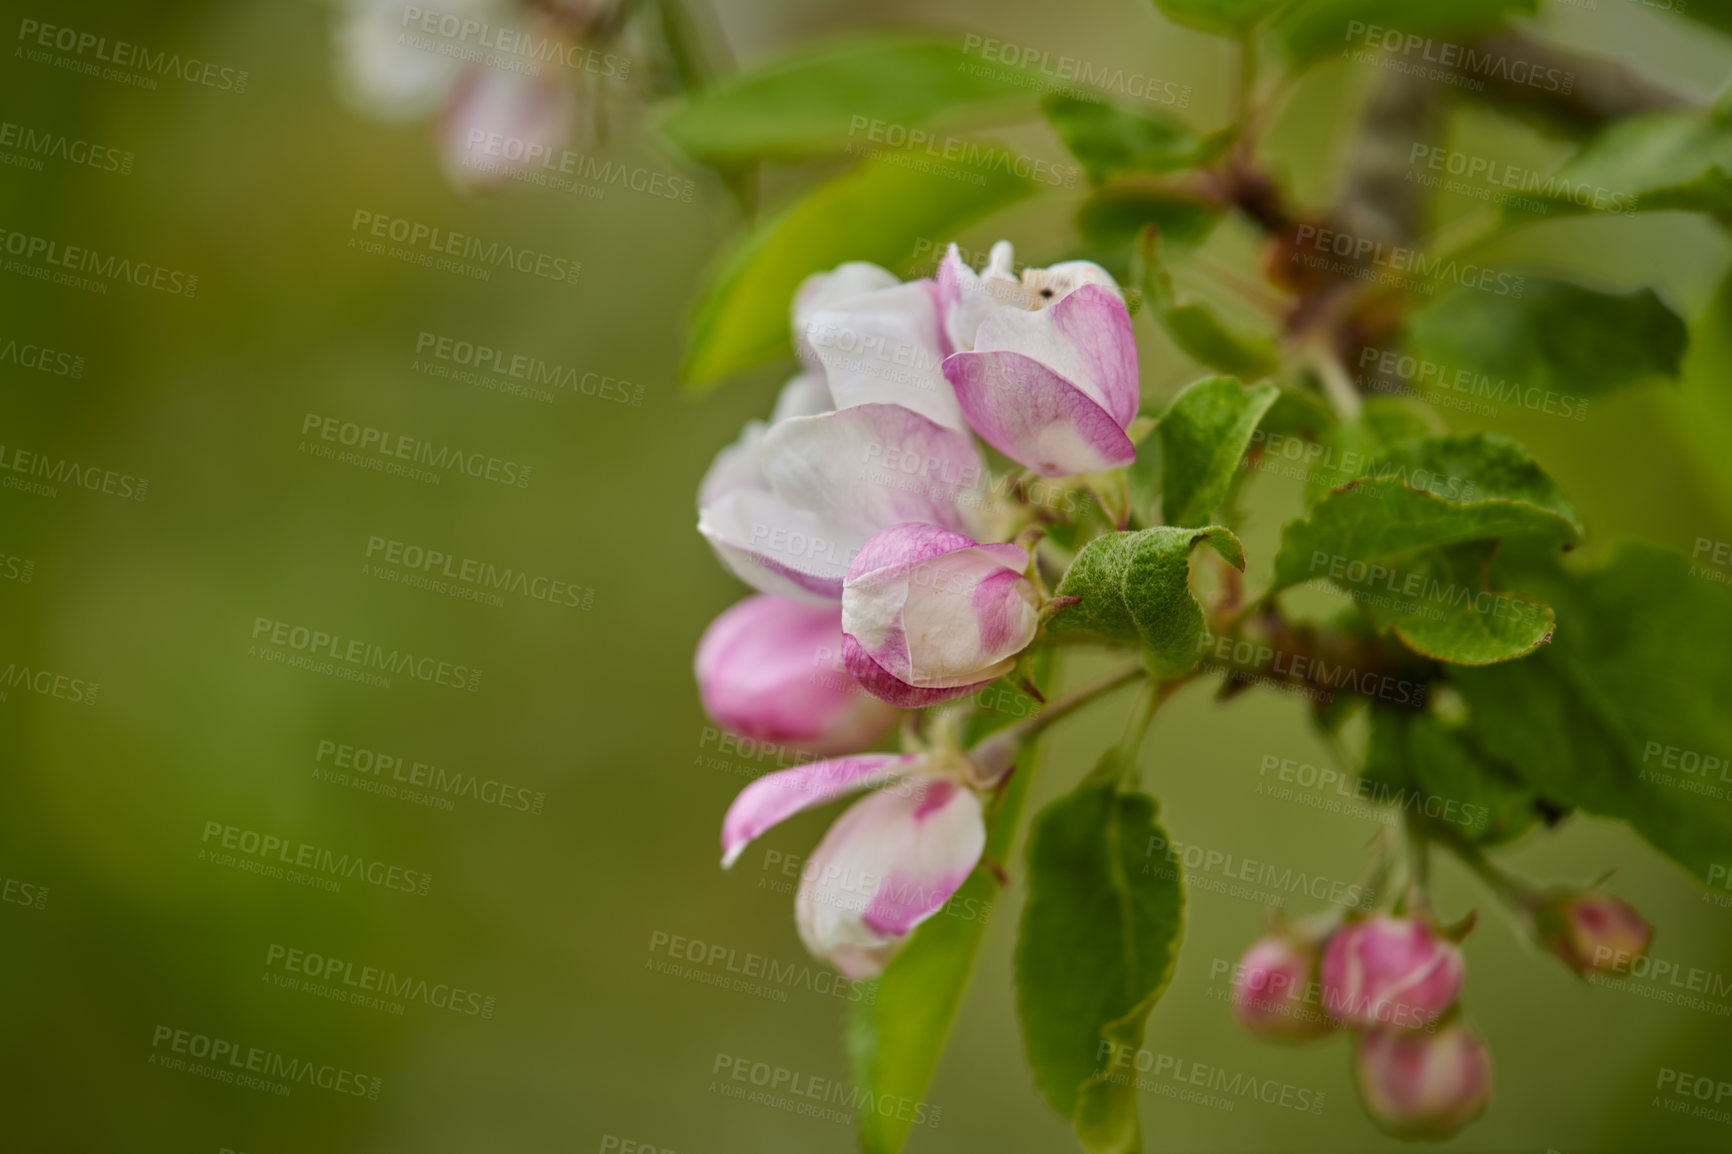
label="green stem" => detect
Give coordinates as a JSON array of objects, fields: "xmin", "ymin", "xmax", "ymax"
[{"xmin": 1100, "ymin": 677, "xmax": 1165, "ymax": 789}]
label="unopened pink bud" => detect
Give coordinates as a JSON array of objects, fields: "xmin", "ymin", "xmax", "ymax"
[
  {"xmin": 1355, "ymin": 1020, "xmax": 1491, "ymax": 1139},
  {"xmin": 1321, "ymin": 916, "xmax": 1465, "ymax": 1031},
  {"xmin": 1230, "ymin": 932, "xmax": 1334, "ymax": 1042},
  {"xmin": 1534, "ymin": 890, "xmax": 1653, "ymax": 976}
]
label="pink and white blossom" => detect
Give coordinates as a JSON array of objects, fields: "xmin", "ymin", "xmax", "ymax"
[
  {"xmin": 939, "ymin": 242, "xmax": 1140, "ymax": 477},
  {"xmin": 694, "ymin": 594, "xmax": 897, "ymax": 755},
  {"xmin": 841, "ymin": 523, "xmax": 1039, "ymax": 707},
  {"xmin": 1230, "ymin": 930, "xmax": 1334, "ymax": 1042},
  {"xmin": 719, "ymin": 753, "xmax": 986, "ymax": 978}
]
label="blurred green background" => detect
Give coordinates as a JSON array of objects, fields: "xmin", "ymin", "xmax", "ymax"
[{"xmin": 3, "ymin": 1, "xmax": 1732, "ymax": 1151}]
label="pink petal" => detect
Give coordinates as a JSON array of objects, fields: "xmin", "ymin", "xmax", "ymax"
[{"xmin": 720, "ymin": 753, "xmax": 915, "ymax": 868}]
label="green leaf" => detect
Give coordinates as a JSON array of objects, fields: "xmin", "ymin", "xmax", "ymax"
[
  {"xmin": 1017, "ymin": 777, "xmax": 1184, "ymax": 1151},
  {"xmin": 1499, "ymin": 109, "xmax": 1732, "ymax": 219},
  {"xmin": 1150, "ymin": 0, "xmax": 1287, "ymax": 35},
  {"xmin": 1050, "ymin": 527, "xmax": 1245, "ymax": 676},
  {"xmin": 683, "ymin": 149, "xmax": 1038, "ymax": 385},
  {"xmin": 1408, "ymin": 279, "xmax": 1688, "ymax": 401},
  {"xmin": 1272, "ymin": 433, "xmax": 1582, "ymax": 591},
  {"xmin": 1134, "ymin": 226, "xmax": 1280, "ymax": 378},
  {"xmin": 1270, "ymin": 435, "xmax": 1581, "ymax": 663},
  {"xmin": 848, "ymin": 737, "xmax": 1042, "ymax": 1154},
  {"xmin": 1157, "ymin": 377, "xmax": 1279, "ymax": 527},
  {"xmin": 1299, "ymin": 396, "xmax": 1443, "ymax": 506},
  {"xmin": 1454, "ymin": 544, "xmax": 1732, "ymax": 884},
  {"xmin": 1077, "ymin": 181, "xmax": 1224, "ymax": 252},
  {"xmin": 1271, "ymin": 0, "xmax": 1537, "ymax": 65},
  {"xmin": 1042, "ymin": 94, "xmax": 1229, "ymax": 184},
  {"xmin": 1363, "ymin": 709, "xmax": 1538, "ymax": 846},
  {"xmin": 661, "ymin": 37, "xmax": 1038, "ymax": 165}
]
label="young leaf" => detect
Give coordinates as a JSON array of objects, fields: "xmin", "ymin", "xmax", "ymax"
[
  {"xmin": 1017, "ymin": 777, "xmax": 1184, "ymax": 1152},
  {"xmin": 1501, "ymin": 107, "xmax": 1732, "ymax": 218},
  {"xmin": 1300, "ymin": 396, "xmax": 1443, "ymax": 506},
  {"xmin": 1150, "ymin": 0, "xmax": 1287, "ymax": 36},
  {"xmin": 1453, "ymin": 544, "xmax": 1732, "ymax": 884},
  {"xmin": 1408, "ymin": 279, "xmax": 1688, "ymax": 400},
  {"xmin": 683, "ymin": 150, "xmax": 1037, "ymax": 385},
  {"xmin": 1042, "ymin": 94, "xmax": 1230, "ymax": 185},
  {"xmin": 1135, "ymin": 226, "xmax": 1281, "ymax": 378},
  {"xmin": 1354, "ymin": 540, "xmax": 1556, "ymax": 665},
  {"xmin": 847, "ymin": 738, "xmax": 1042, "ymax": 1154},
  {"xmin": 1049, "ymin": 526, "xmax": 1245, "ymax": 675},
  {"xmin": 1157, "ymin": 376, "xmax": 1279, "ymax": 527},
  {"xmin": 661, "ymin": 37, "xmax": 1038, "ymax": 165},
  {"xmin": 1079, "ymin": 183, "xmax": 1224, "ymax": 252},
  {"xmin": 1271, "ymin": 0, "xmax": 1538, "ymax": 65}
]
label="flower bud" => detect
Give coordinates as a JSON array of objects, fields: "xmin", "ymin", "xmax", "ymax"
[
  {"xmin": 439, "ymin": 64, "xmax": 576, "ymax": 189},
  {"xmin": 1354, "ymin": 1020, "xmax": 1491, "ymax": 1139},
  {"xmin": 1320, "ymin": 916, "xmax": 1465, "ymax": 1031},
  {"xmin": 842, "ymin": 523, "xmax": 1039, "ymax": 707},
  {"xmin": 695, "ymin": 595, "xmax": 898, "ymax": 755},
  {"xmin": 1532, "ymin": 890, "xmax": 1653, "ymax": 976},
  {"xmin": 1230, "ymin": 931, "xmax": 1334, "ymax": 1042}
]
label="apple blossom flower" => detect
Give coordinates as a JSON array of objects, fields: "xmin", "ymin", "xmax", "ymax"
[
  {"xmin": 694, "ymin": 594, "xmax": 897, "ymax": 755},
  {"xmin": 841, "ymin": 523, "xmax": 1039, "ymax": 708},
  {"xmin": 698, "ymin": 401, "xmax": 983, "ymax": 604},
  {"xmin": 1320, "ymin": 916, "xmax": 1465, "ymax": 1031},
  {"xmin": 1230, "ymin": 929, "xmax": 1335, "ymax": 1042},
  {"xmin": 938, "ymin": 242, "xmax": 1140, "ymax": 477},
  {"xmin": 720, "ymin": 752, "xmax": 987, "ymax": 978},
  {"xmin": 1354, "ymin": 1020, "xmax": 1492, "ymax": 1139},
  {"xmin": 1531, "ymin": 890, "xmax": 1653, "ymax": 976}
]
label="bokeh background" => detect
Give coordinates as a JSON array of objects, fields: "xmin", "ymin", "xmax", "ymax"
[{"xmin": 3, "ymin": 1, "xmax": 1731, "ymax": 1151}]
